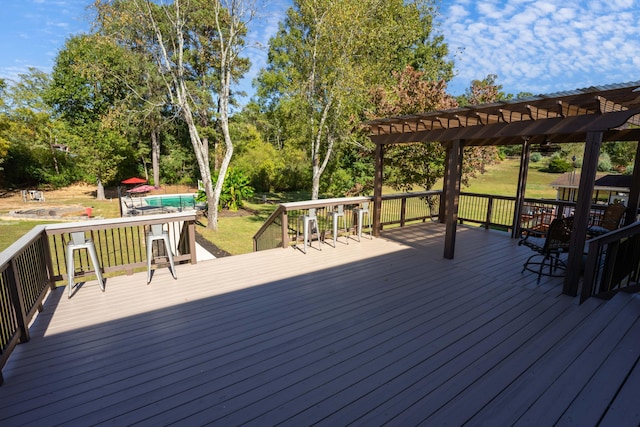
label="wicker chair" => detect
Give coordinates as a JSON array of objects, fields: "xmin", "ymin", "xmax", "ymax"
[
  {"xmin": 519, "ymin": 216, "xmax": 574, "ymax": 283},
  {"xmin": 587, "ymin": 202, "xmax": 626, "ymax": 238}
]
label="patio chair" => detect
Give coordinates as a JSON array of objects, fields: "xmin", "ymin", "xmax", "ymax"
[
  {"xmin": 146, "ymin": 224, "xmax": 177, "ymax": 283},
  {"xmin": 587, "ymin": 202, "xmax": 626, "ymax": 238},
  {"xmin": 67, "ymin": 231, "xmax": 105, "ymax": 298},
  {"xmin": 519, "ymin": 216, "xmax": 574, "ymax": 283},
  {"xmin": 297, "ymin": 208, "xmax": 321, "ymax": 254},
  {"xmin": 326, "ymin": 205, "xmax": 349, "ymax": 247},
  {"xmin": 353, "ymin": 202, "xmax": 371, "ymax": 242}
]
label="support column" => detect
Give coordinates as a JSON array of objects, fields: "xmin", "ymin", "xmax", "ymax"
[
  {"xmin": 372, "ymin": 142, "xmax": 384, "ymax": 237},
  {"xmin": 440, "ymin": 143, "xmax": 449, "ymax": 223},
  {"xmin": 625, "ymin": 140, "xmax": 640, "ymax": 226},
  {"xmin": 512, "ymin": 138, "xmax": 532, "ymax": 238},
  {"xmin": 564, "ymin": 131, "xmax": 603, "ymax": 296},
  {"xmin": 444, "ymin": 139, "xmax": 463, "ymax": 259}
]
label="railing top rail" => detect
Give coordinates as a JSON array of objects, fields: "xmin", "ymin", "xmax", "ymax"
[
  {"xmin": 280, "ymin": 196, "xmax": 371, "ymax": 211},
  {"xmin": 381, "ymin": 190, "xmax": 441, "ymax": 200},
  {"xmin": 44, "ymin": 212, "xmax": 197, "ymax": 235},
  {"xmin": 1, "ymin": 212, "xmax": 199, "ymax": 271},
  {"xmin": 0, "ymin": 225, "xmax": 47, "ymax": 270}
]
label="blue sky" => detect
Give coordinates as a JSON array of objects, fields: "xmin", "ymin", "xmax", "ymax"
[{"xmin": 1, "ymin": 0, "xmax": 639, "ymax": 104}]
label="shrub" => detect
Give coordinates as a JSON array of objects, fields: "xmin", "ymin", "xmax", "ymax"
[
  {"xmin": 197, "ymin": 168, "xmax": 255, "ymax": 211},
  {"xmin": 598, "ymin": 152, "xmax": 612, "ymax": 172},
  {"xmin": 546, "ymin": 156, "xmax": 572, "ymax": 173},
  {"xmin": 530, "ymin": 152, "xmax": 542, "ymax": 163}
]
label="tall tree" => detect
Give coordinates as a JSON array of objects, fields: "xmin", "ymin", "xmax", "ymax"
[
  {"xmin": 257, "ymin": 0, "xmax": 452, "ymax": 199},
  {"xmin": 0, "ymin": 79, "xmax": 11, "ymax": 172},
  {"xmin": 108, "ymin": 0, "xmax": 254, "ymax": 230},
  {"xmin": 94, "ymin": 0, "xmax": 182, "ymax": 188},
  {"xmin": 47, "ymin": 34, "xmax": 135, "ymax": 199}
]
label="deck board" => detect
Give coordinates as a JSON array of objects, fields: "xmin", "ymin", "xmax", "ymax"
[{"xmin": 1, "ymin": 223, "xmax": 639, "ymax": 425}]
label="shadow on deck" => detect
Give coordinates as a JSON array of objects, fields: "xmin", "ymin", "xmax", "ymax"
[{"xmin": 1, "ymin": 223, "xmax": 639, "ymax": 425}]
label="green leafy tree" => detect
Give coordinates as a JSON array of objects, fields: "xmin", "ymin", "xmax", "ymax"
[
  {"xmin": 46, "ymin": 34, "xmax": 136, "ymax": 199},
  {"xmin": 368, "ymin": 65, "xmax": 456, "ymax": 191},
  {"xmin": 603, "ymin": 141, "xmax": 637, "ymax": 171},
  {"xmin": 257, "ymin": 0, "xmax": 452, "ymax": 199},
  {"xmin": 101, "ymin": 0, "xmax": 255, "ymax": 230},
  {"xmin": 0, "ymin": 79, "xmax": 12, "ymax": 172},
  {"xmin": 0, "ymin": 69, "xmax": 81, "ymax": 186}
]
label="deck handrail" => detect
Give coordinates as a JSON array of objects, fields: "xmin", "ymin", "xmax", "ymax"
[
  {"xmin": 252, "ymin": 192, "xmax": 441, "ymax": 251},
  {"xmin": 581, "ymin": 220, "xmax": 640, "ymax": 303},
  {"xmin": 0, "ymin": 212, "xmax": 198, "ymax": 385},
  {"xmin": 252, "ymin": 196, "xmax": 372, "ymax": 251}
]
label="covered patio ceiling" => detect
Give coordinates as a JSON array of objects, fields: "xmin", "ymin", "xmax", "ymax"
[
  {"xmin": 365, "ymin": 81, "xmax": 640, "ymax": 299},
  {"xmin": 366, "ymin": 81, "xmax": 640, "ymax": 146}
]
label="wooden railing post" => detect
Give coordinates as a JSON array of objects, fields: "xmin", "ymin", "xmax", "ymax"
[
  {"xmin": 41, "ymin": 234, "xmax": 56, "ymax": 291},
  {"xmin": 188, "ymin": 220, "xmax": 197, "ymax": 264},
  {"xmin": 485, "ymin": 196, "xmax": 494, "ymax": 230},
  {"xmin": 281, "ymin": 210, "xmax": 289, "ymax": 248},
  {"xmin": 8, "ymin": 260, "xmax": 30, "ymax": 344},
  {"xmin": 400, "ymin": 197, "xmax": 407, "ymax": 227}
]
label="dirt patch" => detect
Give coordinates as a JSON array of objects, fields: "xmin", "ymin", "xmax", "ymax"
[{"xmin": 218, "ymin": 208, "xmax": 255, "ymax": 217}]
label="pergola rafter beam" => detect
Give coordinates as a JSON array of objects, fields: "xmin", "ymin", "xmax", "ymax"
[{"xmin": 499, "ymin": 108, "xmax": 532, "ymax": 123}]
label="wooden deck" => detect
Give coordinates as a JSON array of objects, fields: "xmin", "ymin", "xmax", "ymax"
[{"xmin": 1, "ymin": 223, "xmax": 639, "ymax": 425}]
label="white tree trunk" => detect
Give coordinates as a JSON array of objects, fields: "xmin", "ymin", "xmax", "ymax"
[{"xmin": 310, "ymin": 99, "xmax": 334, "ymax": 200}]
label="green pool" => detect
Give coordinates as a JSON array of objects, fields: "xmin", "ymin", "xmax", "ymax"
[{"xmin": 144, "ymin": 193, "xmax": 197, "ymax": 209}]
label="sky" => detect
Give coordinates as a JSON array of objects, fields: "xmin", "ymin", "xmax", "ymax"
[{"xmin": 1, "ymin": 0, "xmax": 639, "ymax": 105}]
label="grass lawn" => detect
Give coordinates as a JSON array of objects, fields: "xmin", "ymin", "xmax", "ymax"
[
  {"xmin": 461, "ymin": 157, "xmax": 558, "ymax": 199},
  {"xmin": 196, "ymin": 200, "xmax": 279, "ymax": 255}
]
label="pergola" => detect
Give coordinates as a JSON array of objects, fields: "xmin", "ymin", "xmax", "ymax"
[{"xmin": 365, "ymin": 81, "xmax": 640, "ymax": 297}]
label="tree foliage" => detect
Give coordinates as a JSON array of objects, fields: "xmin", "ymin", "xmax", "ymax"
[
  {"xmin": 46, "ymin": 34, "xmax": 136, "ymax": 198},
  {"xmin": 93, "ymin": 0, "xmax": 255, "ymax": 229},
  {"xmin": 369, "ymin": 65, "xmax": 456, "ymax": 191},
  {"xmin": 257, "ymin": 0, "xmax": 453, "ymax": 199}
]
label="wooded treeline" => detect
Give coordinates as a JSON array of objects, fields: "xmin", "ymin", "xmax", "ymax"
[{"xmin": 1, "ymin": 0, "xmax": 634, "ymax": 229}]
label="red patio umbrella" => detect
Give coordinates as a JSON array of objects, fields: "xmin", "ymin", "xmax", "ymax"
[{"xmin": 121, "ymin": 177, "xmax": 147, "ymax": 185}]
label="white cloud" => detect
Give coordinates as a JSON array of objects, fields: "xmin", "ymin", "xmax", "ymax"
[{"xmin": 440, "ymin": 0, "xmax": 640, "ymax": 95}]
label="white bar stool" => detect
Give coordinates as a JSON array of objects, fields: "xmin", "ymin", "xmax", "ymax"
[
  {"xmin": 326, "ymin": 205, "xmax": 349, "ymax": 247},
  {"xmin": 353, "ymin": 201, "xmax": 372, "ymax": 241},
  {"xmin": 147, "ymin": 224, "xmax": 177, "ymax": 283},
  {"xmin": 66, "ymin": 231, "xmax": 104, "ymax": 298},
  {"xmin": 297, "ymin": 208, "xmax": 321, "ymax": 254}
]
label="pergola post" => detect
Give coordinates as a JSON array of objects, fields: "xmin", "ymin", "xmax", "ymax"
[
  {"xmin": 625, "ymin": 140, "xmax": 640, "ymax": 225},
  {"xmin": 564, "ymin": 131, "xmax": 603, "ymax": 296},
  {"xmin": 372, "ymin": 142, "xmax": 384, "ymax": 237},
  {"xmin": 444, "ymin": 139, "xmax": 463, "ymax": 259},
  {"xmin": 513, "ymin": 138, "xmax": 532, "ymax": 238}
]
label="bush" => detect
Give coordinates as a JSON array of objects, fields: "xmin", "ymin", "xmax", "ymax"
[
  {"xmin": 197, "ymin": 168, "xmax": 255, "ymax": 211},
  {"xmin": 530, "ymin": 152, "xmax": 542, "ymax": 163},
  {"xmin": 598, "ymin": 152, "xmax": 612, "ymax": 172},
  {"xmin": 546, "ymin": 156, "xmax": 573, "ymax": 173}
]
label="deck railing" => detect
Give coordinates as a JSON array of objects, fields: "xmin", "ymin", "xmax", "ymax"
[
  {"xmin": 581, "ymin": 221, "xmax": 640, "ymax": 303},
  {"xmin": 253, "ymin": 191, "xmax": 605, "ymax": 251},
  {"xmin": 253, "ymin": 192, "xmax": 440, "ymax": 251},
  {"xmin": 253, "ymin": 191, "xmax": 632, "ymax": 303},
  {"xmin": 458, "ymin": 193, "xmax": 578, "ymax": 233},
  {"xmin": 0, "ymin": 212, "xmax": 198, "ymax": 385}
]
